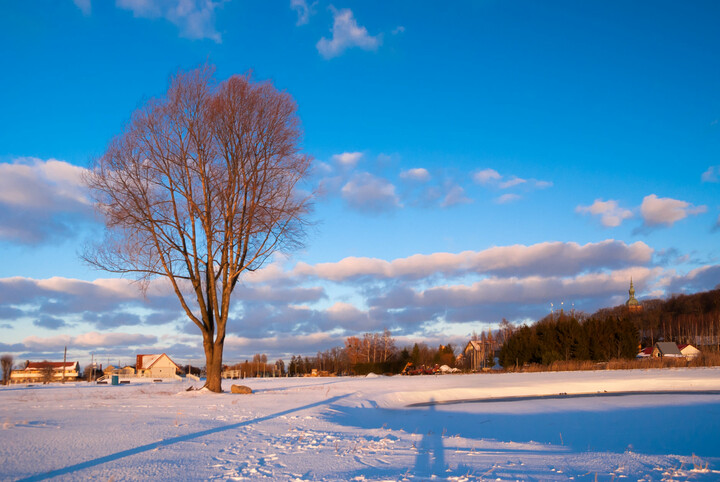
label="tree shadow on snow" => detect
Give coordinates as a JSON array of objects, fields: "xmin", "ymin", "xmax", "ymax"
[
  {"xmin": 18, "ymin": 393, "xmax": 352, "ymax": 482},
  {"xmin": 324, "ymin": 395, "xmax": 720, "ymax": 464}
]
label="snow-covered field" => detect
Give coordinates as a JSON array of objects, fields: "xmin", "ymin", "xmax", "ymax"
[{"xmin": 2, "ymin": 367, "xmax": 720, "ymax": 481}]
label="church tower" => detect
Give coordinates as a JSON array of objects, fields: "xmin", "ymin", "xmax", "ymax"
[{"xmin": 625, "ymin": 278, "xmax": 642, "ymax": 313}]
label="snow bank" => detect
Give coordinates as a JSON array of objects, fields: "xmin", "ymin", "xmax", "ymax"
[{"xmin": 368, "ymin": 367, "xmax": 720, "ymax": 408}]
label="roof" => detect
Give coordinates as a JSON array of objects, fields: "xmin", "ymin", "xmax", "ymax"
[
  {"xmin": 679, "ymin": 344, "xmax": 700, "ymax": 354},
  {"xmin": 465, "ymin": 340, "xmax": 482, "ymax": 352},
  {"xmin": 26, "ymin": 361, "xmax": 78, "ymax": 369},
  {"xmin": 655, "ymin": 342, "xmax": 683, "ymax": 356},
  {"xmin": 136, "ymin": 353, "xmax": 180, "ymax": 370}
]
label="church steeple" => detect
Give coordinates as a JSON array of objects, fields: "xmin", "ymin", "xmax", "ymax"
[{"xmin": 626, "ymin": 277, "xmax": 642, "ymax": 312}]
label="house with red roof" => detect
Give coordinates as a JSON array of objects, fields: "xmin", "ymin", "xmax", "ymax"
[
  {"xmin": 636, "ymin": 342, "xmax": 701, "ymax": 360},
  {"xmin": 136, "ymin": 353, "xmax": 181, "ymax": 378},
  {"xmin": 10, "ymin": 361, "xmax": 80, "ymax": 383}
]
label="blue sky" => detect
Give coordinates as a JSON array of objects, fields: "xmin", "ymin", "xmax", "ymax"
[{"xmin": 1, "ymin": 0, "xmax": 719, "ymax": 366}]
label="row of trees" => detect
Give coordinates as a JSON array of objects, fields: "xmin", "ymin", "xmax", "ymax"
[
  {"xmin": 225, "ymin": 354, "xmax": 286, "ymax": 378},
  {"xmin": 259, "ymin": 331, "xmax": 464, "ymax": 376},
  {"xmin": 499, "ymin": 313, "xmax": 639, "ymax": 368}
]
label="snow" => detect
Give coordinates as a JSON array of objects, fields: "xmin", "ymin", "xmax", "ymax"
[
  {"xmin": 2, "ymin": 367, "xmax": 720, "ymax": 480},
  {"xmin": 138, "ymin": 354, "xmax": 162, "ymax": 369}
]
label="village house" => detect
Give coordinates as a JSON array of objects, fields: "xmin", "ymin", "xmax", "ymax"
[
  {"xmin": 105, "ymin": 364, "xmax": 136, "ymax": 376},
  {"xmin": 678, "ymin": 344, "xmax": 701, "ymax": 360},
  {"xmin": 464, "ymin": 340, "xmax": 488, "ymax": 371},
  {"xmin": 10, "ymin": 361, "xmax": 80, "ymax": 383},
  {"xmin": 652, "ymin": 342, "xmax": 684, "ymax": 358},
  {"xmin": 637, "ymin": 342, "xmax": 700, "ymax": 359},
  {"xmin": 136, "ymin": 353, "xmax": 181, "ymax": 378}
]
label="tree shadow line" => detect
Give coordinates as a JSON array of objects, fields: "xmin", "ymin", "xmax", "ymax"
[
  {"xmin": 18, "ymin": 393, "xmax": 352, "ymax": 482},
  {"xmin": 323, "ymin": 395, "xmax": 720, "ymax": 478}
]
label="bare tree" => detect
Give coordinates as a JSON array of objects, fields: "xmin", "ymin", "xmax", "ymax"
[
  {"xmin": 1, "ymin": 355, "xmax": 13, "ymax": 385},
  {"xmin": 84, "ymin": 66, "xmax": 312, "ymax": 392},
  {"xmin": 40, "ymin": 361, "xmax": 54, "ymax": 384},
  {"xmin": 381, "ymin": 328, "xmax": 395, "ymax": 362}
]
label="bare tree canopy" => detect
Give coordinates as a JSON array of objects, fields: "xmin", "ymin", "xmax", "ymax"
[{"xmin": 85, "ymin": 65, "xmax": 312, "ymax": 392}]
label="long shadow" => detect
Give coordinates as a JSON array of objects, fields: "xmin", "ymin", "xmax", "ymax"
[
  {"xmin": 414, "ymin": 401, "xmax": 446, "ymax": 478},
  {"xmin": 324, "ymin": 396, "xmax": 720, "ymax": 459},
  {"xmin": 19, "ymin": 393, "xmax": 351, "ymax": 482}
]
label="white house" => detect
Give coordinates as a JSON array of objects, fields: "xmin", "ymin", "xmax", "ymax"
[
  {"xmin": 678, "ymin": 344, "xmax": 701, "ymax": 360},
  {"xmin": 136, "ymin": 353, "xmax": 180, "ymax": 378},
  {"xmin": 10, "ymin": 361, "xmax": 80, "ymax": 383}
]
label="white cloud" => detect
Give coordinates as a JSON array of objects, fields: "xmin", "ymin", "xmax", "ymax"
[
  {"xmin": 341, "ymin": 172, "xmax": 400, "ymax": 212},
  {"xmin": 290, "ymin": 0, "xmax": 316, "ymax": 26},
  {"xmin": 701, "ymin": 165, "xmax": 719, "ymax": 183},
  {"xmin": 392, "ymin": 26, "xmax": 405, "ymax": 35},
  {"xmin": 73, "ymin": 0, "xmax": 92, "ymax": 15},
  {"xmin": 74, "ymin": 332, "xmax": 158, "ymax": 347},
  {"xmin": 473, "ymin": 168, "xmax": 501, "ymax": 185},
  {"xmin": 316, "ymin": 7, "xmax": 381, "ymax": 59},
  {"xmin": 640, "ymin": 194, "xmax": 707, "ymax": 227},
  {"xmin": 576, "ymin": 199, "xmax": 633, "ymax": 227},
  {"xmin": 116, "ymin": 0, "xmax": 225, "ymax": 42},
  {"xmin": 473, "ymin": 168, "xmax": 550, "ymax": 192},
  {"xmin": 498, "ymin": 176, "xmax": 526, "ymax": 189},
  {"xmin": 0, "ymin": 158, "xmax": 94, "ymax": 243},
  {"xmin": 399, "ymin": 168, "xmax": 430, "ymax": 182},
  {"xmin": 441, "ymin": 185, "xmax": 472, "ymax": 207},
  {"xmin": 291, "ymin": 240, "xmax": 653, "ymax": 282},
  {"xmin": 665, "ymin": 264, "xmax": 720, "ymax": 293},
  {"xmin": 23, "ymin": 331, "xmax": 157, "ymax": 350},
  {"xmin": 417, "ymin": 267, "xmax": 661, "ymax": 308},
  {"xmin": 494, "ymin": 193, "xmax": 521, "ymax": 204},
  {"xmin": 325, "ymin": 301, "xmax": 368, "ymax": 325},
  {"xmin": 331, "ymin": 151, "xmax": 363, "ymax": 168},
  {"xmin": 0, "ymin": 158, "xmax": 88, "ymax": 209}
]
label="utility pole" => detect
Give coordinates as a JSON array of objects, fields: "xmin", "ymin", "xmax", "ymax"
[{"xmin": 62, "ymin": 346, "xmax": 67, "ymax": 384}]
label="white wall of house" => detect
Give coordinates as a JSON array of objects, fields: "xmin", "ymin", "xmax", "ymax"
[
  {"xmin": 680, "ymin": 345, "xmax": 701, "ymax": 359},
  {"xmin": 141, "ymin": 355, "xmax": 179, "ymax": 378}
]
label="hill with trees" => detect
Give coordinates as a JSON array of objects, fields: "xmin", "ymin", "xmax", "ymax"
[{"xmin": 500, "ymin": 288, "xmax": 720, "ymax": 369}]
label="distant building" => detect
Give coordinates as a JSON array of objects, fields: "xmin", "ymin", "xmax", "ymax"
[
  {"xmin": 464, "ymin": 340, "xmax": 486, "ymax": 371},
  {"xmin": 626, "ymin": 278, "xmax": 642, "ymax": 313},
  {"xmin": 637, "ymin": 342, "xmax": 701, "ymax": 359},
  {"xmin": 678, "ymin": 344, "xmax": 701, "ymax": 360},
  {"xmin": 105, "ymin": 365, "xmax": 136, "ymax": 376},
  {"xmin": 136, "ymin": 354, "xmax": 180, "ymax": 378},
  {"xmin": 10, "ymin": 361, "xmax": 80, "ymax": 383}
]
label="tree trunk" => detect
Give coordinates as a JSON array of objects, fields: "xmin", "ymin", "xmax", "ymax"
[{"xmin": 204, "ymin": 342, "xmax": 224, "ymax": 393}]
